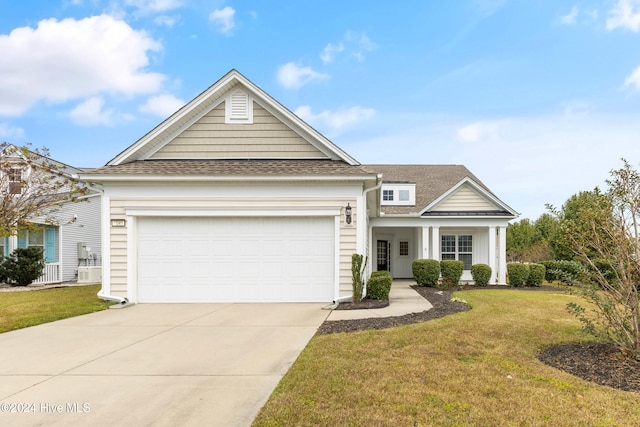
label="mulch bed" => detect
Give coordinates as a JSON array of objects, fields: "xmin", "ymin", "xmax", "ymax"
[
  {"xmin": 316, "ymin": 286, "xmax": 470, "ymax": 335},
  {"xmin": 317, "ymin": 284, "xmax": 640, "ymax": 393}
]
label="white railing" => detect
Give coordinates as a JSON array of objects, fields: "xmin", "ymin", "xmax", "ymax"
[{"xmin": 33, "ymin": 262, "xmax": 61, "ymax": 285}]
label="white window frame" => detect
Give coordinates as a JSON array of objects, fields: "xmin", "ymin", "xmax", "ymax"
[
  {"xmin": 381, "ymin": 183, "xmax": 416, "ymax": 206},
  {"xmin": 441, "ymin": 234, "xmax": 473, "ymax": 270}
]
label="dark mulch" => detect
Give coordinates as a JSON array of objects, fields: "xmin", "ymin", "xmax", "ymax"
[
  {"xmin": 316, "ymin": 286, "xmax": 470, "ymax": 335},
  {"xmin": 335, "ymin": 298, "xmax": 389, "ymax": 310},
  {"xmin": 317, "ymin": 284, "xmax": 640, "ymax": 393},
  {"xmin": 538, "ymin": 342, "xmax": 640, "ymax": 392}
]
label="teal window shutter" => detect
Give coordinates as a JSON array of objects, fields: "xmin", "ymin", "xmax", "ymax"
[
  {"xmin": 17, "ymin": 233, "xmax": 27, "ymax": 249},
  {"xmin": 45, "ymin": 228, "xmax": 56, "ymax": 263}
]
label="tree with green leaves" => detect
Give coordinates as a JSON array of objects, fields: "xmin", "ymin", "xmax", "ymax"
[
  {"xmin": 1, "ymin": 142, "xmax": 88, "ymax": 238},
  {"xmin": 551, "ymin": 159, "xmax": 640, "ymax": 360}
]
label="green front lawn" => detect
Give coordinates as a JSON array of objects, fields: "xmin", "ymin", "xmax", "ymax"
[
  {"xmin": 253, "ymin": 290, "xmax": 640, "ymax": 426},
  {"xmin": 0, "ymin": 284, "xmax": 113, "ymax": 333}
]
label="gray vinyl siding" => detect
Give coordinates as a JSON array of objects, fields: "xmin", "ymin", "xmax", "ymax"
[
  {"xmin": 150, "ymin": 103, "xmax": 327, "ymax": 159},
  {"xmin": 58, "ymin": 195, "xmax": 102, "ymax": 282}
]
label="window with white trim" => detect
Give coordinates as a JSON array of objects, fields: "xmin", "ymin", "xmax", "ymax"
[
  {"xmin": 441, "ymin": 235, "xmax": 473, "ymax": 270},
  {"xmin": 380, "ymin": 183, "xmax": 416, "ymax": 206},
  {"xmin": 399, "ymin": 241, "xmax": 409, "ymax": 257},
  {"xmin": 9, "ymin": 167, "xmax": 23, "ymax": 194}
]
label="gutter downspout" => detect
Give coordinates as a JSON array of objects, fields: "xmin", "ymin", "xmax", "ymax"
[
  {"xmin": 330, "ymin": 173, "xmax": 383, "ymax": 307},
  {"xmin": 78, "ymin": 178, "xmax": 129, "ymax": 307}
]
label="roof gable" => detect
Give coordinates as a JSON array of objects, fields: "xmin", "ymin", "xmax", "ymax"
[
  {"xmin": 148, "ymin": 101, "xmax": 327, "ymax": 160},
  {"xmin": 364, "ymin": 164, "xmax": 517, "ymax": 217},
  {"xmin": 108, "ymin": 70, "xmax": 358, "ymax": 166}
]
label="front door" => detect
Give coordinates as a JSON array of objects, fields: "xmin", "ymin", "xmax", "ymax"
[{"xmin": 377, "ymin": 240, "xmax": 390, "ymax": 272}]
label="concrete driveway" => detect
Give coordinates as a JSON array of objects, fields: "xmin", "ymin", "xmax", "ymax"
[{"xmin": 0, "ymin": 303, "xmax": 329, "ymax": 427}]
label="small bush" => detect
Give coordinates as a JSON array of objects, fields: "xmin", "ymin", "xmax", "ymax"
[
  {"xmin": 471, "ymin": 264, "xmax": 492, "ymax": 287},
  {"xmin": 412, "ymin": 259, "xmax": 441, "ymax": 287},
  {"xmin": 351, "ymin": 254, "xmax": 368, "ymax": 302},
  {"xmin": 440, "ymin": 260, "xmax": 464, "ymax": 285},
  {"xmin": 507, "ymin": 262, "xmax": 529, "ymax": 287},
  {"xmin": 527, "ymin": 264, "xmax": 546, "ymax": 287},
  {"xmin": 437, "ymin": 277, "xmax": 456, "ymax": 290},
  {"xmin": 366, "ymin": 271, "xmax": 392, "ymax": 300},
  {"xmin": 541, "ymin": 260, "xmax": 584, "ymax": 285},
  {"xmin": 0, "ymin": 247, "xmax": 45, "ymax": 286}
]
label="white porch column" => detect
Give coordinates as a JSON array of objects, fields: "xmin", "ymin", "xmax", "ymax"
[
  {"xmin": 488, "ymin": 226, "xmax": 497, "ymax": 284},
  {"xmin": 8, "ymin": 235, "xmax": 18, "ymax": 253},
  {"xmin": 498, "ymin": 226, "xmax": 507, "ymax": 284},
  {"xmin": 421, "ymin": 226, "xmax": 430, "ymax": 259},
  {"xmin": 431, "ymin": 226, "xmax": 440, "ymax": 261}
]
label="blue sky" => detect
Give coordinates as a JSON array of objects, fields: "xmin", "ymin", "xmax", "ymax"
[{"xmin": 2, "ymin": 0, "xmax": 640, "ymax": 221}]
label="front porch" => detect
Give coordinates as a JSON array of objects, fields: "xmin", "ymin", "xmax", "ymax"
[{"xmin": 370, "ymin": 222, "xmax": 507, "ymax": 284}]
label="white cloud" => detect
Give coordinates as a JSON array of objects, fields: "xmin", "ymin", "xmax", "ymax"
[
  {"xmin": 320, "ymin": 42, "xmax": 344, "ymax": 64},
  {"xmin": 342, "ymin": 112, "xmax": 640, "ymax": 221},
  {"xmin": 154, "ymin": 15, "xmax": 179, "ymax": 27},
  {"xmin": 624, "ymin": 65, "xmax": 640, "ymax": 89},
  {"xmin": 209, "ymin": 6, "xmax": 235, "ymax": 34},
  {"xmin": 0, "ymin": 122, "xmax": 25, "ymax": 139},
  {"xmin": 276, "ymin": 63, "xmax": 329, "ymax": 89},
  {"xmin": 0, "ymin": 15, "xmax": 164, "ymax": 117},
  {"xmin": 456, "ymin": 120, "xmax": 506, "ymax": 143},
  {"xmin": 295, "ymin": 105, "xmax": 375, "ymax": 135},
  {"xmin": 560, "ymin": 6, "xmax": 579, "ymax": 25},
  {"xmin": 606, "ymin": 0, "xmax": 640, "ymax": 31},
  {"xmin": 345, "ymin": 31, "xmax": 376, "ymax": 62},
  {"xmin": 125, "ymin": 0, "xmax": 182, "ymax": 14},
  {"xmin": 68, "ymin": 97, "xmax": 115, "ymax": 126},
  {"xmin": 139, "ymin": 93, "xmax": 185, "ymax": 116}
]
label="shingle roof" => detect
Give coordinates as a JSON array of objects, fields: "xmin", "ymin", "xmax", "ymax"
[
  {"xmin": 84, "ymin": 159, "xmax": 374, "ymax": 178},
  {"xmin": 363, "ymin": 164, "xmax": 502, "ymax": 215}
]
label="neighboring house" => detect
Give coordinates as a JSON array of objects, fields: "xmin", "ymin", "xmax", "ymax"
[
  {"xmin": 1, "ymin": 146, "xmax": 102, "ymax": 284},
  {"xmin": 82, "ymin": 69, "xmax": 517, "ymax": 304}
]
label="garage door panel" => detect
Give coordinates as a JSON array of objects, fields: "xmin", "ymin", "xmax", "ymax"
[{"xmin": 137, "ymin": 217, "xmax": 335, "ymax": 303}]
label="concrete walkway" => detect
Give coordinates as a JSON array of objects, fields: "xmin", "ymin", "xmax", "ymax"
[{"xmin": 327, "ymin": 279, "xmax": 432, "ymax": 321}]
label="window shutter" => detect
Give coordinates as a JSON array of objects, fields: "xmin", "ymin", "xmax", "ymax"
[
  {"xmin": 17, "ymin": 234, "xmax": 27, "ymax": 249},
  {"xmin": 45, "ymin": 228, "xmax": 56, "ymax": 263}
]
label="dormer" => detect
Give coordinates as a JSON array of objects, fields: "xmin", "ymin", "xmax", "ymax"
[
  {"xmin": 225, "ymin": 89, "xmax": 253, "ymax": 124},
  {"xmin": 381, "ymin": 183, "xmax": 416, "ymax": 206}
]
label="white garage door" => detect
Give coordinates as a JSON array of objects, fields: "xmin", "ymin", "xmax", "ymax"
[{"xmin": 136, "ymin": 217, "xmax": 335, "ymax": 303}]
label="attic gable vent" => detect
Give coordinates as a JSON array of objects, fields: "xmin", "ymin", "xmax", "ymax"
[{"xmin": 225, "ymin": 89, "xmax": 253, "ymax": 124}]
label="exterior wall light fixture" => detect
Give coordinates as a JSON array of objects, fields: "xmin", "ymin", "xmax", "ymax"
[{"xmin": 345, "ymin": 203, "xmax": 352, "ymax": 224}]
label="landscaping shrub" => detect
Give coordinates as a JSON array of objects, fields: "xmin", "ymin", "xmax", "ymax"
[
  {"xmin": 440, "ymin": 260, "xmax": 464, "ymax": 286},
  {"xmin": 366, "ymin": 271, "xmax": 392, "ymax": 300},
  {"xmin": 437, "ymin": 277, "xmax": 456, "ymax": 290},
  {"xmin": 471, "ymin": 263, "xmax": 492, "ymax": 287},
  {"xmin": 507, "ymin": 262, "xmax": 529, "ymax": 287},
  {"xmin": 527, "ymin": 263, "xmax": 546, "ymax": 287},
  {"xmin": 541, "ymin": 260, "xmax": 585, "ymax": 285},
  {"xmin": 0, "ymin": 247, "xmax": 45, "ymax": 286},
  {"xmin": 351, "ymin": 254, "xmax": 368, "ymax": 303},
  {"xmin": 412, "ymin": 259, "xmax": 440, "ymax": 287}
]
